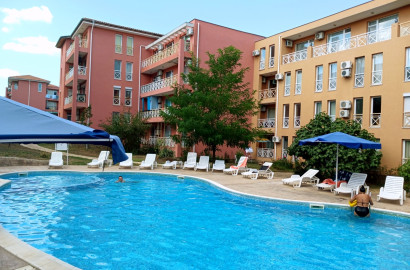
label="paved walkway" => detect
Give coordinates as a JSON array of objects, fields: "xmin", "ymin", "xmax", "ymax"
[{"xmin": 0, "ymin": 165, "xmax": 409, "ymax": 269}]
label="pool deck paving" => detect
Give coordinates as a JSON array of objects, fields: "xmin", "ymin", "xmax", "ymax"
[{"xmin": 0, "ymin": 165, "xmax": 409, "ymax": 270}]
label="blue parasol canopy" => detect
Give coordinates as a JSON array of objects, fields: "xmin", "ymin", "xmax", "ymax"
[{"xmin": 0, "ymin": 97, "xmax": 128, "ymax": 164}]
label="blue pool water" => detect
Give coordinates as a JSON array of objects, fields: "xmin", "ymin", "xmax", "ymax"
[{"xmin": 0, "ymin": 171, "xmax": 410, "ymax": 270}]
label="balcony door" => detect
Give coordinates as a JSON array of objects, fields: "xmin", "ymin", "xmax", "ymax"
[{"xmin": 327, "ymin": 29, "xmax": 350, "ymax": 52}]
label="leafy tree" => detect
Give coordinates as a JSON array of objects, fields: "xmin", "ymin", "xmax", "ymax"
[
  {"xmin": 161, "ymin": 46, "xmax": 263, "ymax": 159},
  {"xmin": 288, "ymin": 112, "xmax": 382, "ymax": 178},
  {"xmin": 100, "ymin": 112, "xmax": 149, "ymax": 153},
  {"xmin": 79, "ymin": 106, "xmax": 93, "ymax": 126}
]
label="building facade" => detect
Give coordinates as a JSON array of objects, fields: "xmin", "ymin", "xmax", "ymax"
[
  {"xmin": 252, "ymin": 0, "xmax": 410, "ymax": 169},
  {"xmin": 6, "ymin": 75, "xmax": 59, "ymax": 115}
]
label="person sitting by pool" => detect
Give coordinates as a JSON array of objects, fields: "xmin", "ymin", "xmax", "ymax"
[
  {"xmin": 116, "ymin": 176, "xmax": 124, "ymax": 183},
  {"xmin": 349, "ymin": 185, "xmax": 373, "ymax": 217}
]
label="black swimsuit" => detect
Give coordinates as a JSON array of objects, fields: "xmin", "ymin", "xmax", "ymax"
[{"xmin": 355, "ymin": 206, "xmax": 369, "ymax": 217}]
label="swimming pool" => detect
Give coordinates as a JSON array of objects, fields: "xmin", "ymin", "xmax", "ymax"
[{"xmin": 0, "ymin": 171, "xmax": 409, "ymax": 269}]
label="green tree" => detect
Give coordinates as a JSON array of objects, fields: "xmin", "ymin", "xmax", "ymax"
[
  {"xmin": 288, "ymin": 112, "xmax": 382, "ymax": 178},
  {"xmin": 161, "ymin": 46, "xmax": 263, "ymax": 159},
  {"xmin": 79, "ymin": 106, "xmax": 93, "ymax": 126},
  {"xmin": 100, "ymin": 112, "xmax": 149, "ymax": 153}
]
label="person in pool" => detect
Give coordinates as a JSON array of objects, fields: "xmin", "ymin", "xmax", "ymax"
[
  {"xmin": 116, "ymin": 176, "xmax": 124, "ymax": 183},
  {"xmin": 349, "ymin": 185, "xmax": 373, "ymax": 217}
]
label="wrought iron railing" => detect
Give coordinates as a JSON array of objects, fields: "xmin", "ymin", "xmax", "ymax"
[
  {"xmin": 370, "ymin": 113, "xmax": 381, "ymax": 127},
  {"xmin": 115, "ymin": 44, "xmax": 122, "ymax": 54},
  {"xmin": 66, "ymin": 43, "xmax": 74, "ymax": 58},
  {"xmin": 141, "ymin": 75, "xmax": 177, "ymax": 94},
  {"xmin": 258, "ymin": 118, "xmax": 275, "ymax": 128},
  {"xmin": 283, "ymin": 117, "xmax": 289, "ymax": 128},
  {"xmin": 185, "ymin": 41, "xmax": 191, "ymax": 51},
  {"xmin": 125, "ymin": 97, "xmax": 131, "ymax": 106},
  {"xmin": 282, "ymin": 149, "xmax": 288, "ymax": 159},
  {"xmin": 355, "ymin": 74, "xmax": 364, "ymax": 87},
  {"xmin": 282, "ymin": 49, "xmax": 307, "ymax": 64},
  {"xmin": 259, "ymin": 88, "xmax": 276, "ymax": 99},
  {"xmin": 257, "ymin": 148, "xmax": 274, "ymax": 158},
  {"xmin": 142, "ymin": 42, "xmax": 179, "ymax": 68},
  {"xmin": 79, "ymin": 38, "xmax": 88, "ymax": 48}
]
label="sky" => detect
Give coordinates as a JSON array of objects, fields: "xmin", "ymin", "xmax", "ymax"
[{"xmin": 0, "ymin": 0, "xmax": 370, "ymax": 97}]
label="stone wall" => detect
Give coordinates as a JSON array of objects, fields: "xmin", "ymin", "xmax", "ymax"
[{"xmin": 0, "ymin": 157, "xmax": 48, "ymax": 167}]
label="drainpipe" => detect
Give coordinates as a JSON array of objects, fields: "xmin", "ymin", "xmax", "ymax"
[
  {"xmin": 138, "ymin": 45, "xmax": 145, "ymax": 112},
  {"xmin": 274, "ymin": 35, "xmax": 282, "ymax": 160},
  {"xmin": 196, "ymin": 22, "xmax": 200, "ymax": 58},
  {"xmin": 87, "ymin": 20, "xmax": 95, "ymax": 126}
]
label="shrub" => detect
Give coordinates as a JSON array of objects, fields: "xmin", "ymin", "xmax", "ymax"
[
  {"xmin": 159, "ymin": 148, "xmax": 174, "ymax": 158},
  {"xmin": 271, "ymin": 158, "xmax": 293, "ymax": 172},
  {"xmin": 235, "ymin": 150, "xmax": 244, "ymax": 163},
  {"xmin": 398, "ymin": 161, "xmax": 410, "ymax": 192}
]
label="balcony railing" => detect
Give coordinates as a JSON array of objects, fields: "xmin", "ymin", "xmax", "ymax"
[
  {"xmin": 78, "ymin": 66, "xmax": 86, "ymax": 76},
  {"xmin": 66, "ymin": 43, "xmax": 74, "ymax": 58},
  {"xmin": 403, "ymin": 112, "xmax": 410, "ymax": 128},
  {"xmin": 114, "ymin": 70, "xmax": 121, "ymax": 80},
  {"xmin": 329, "ymin": 77, "xmax": 336, "ymax": 90},
  {"xmin": 315, "ymin": 80, "xmax": 323, "ymax": 92},
  {"xmin": 259, "ymin": 60, "xmax": 265, "ymax": 70},
  {"xmin": 259, "ymin": 88, "xmax": 276, "ymax": 99},
  {"xmin": 400, "ymin": 21, "xmax": 410, "ymax": 37},
  {"xmin": 283, "ymin": 117, "xmax": 289, "ymax": 128},
  {"xmin": 370, "ymin": 113, "xmax": 381, "ymax": 127},
  {"xmin": 142, "ymin": 42, "xmax": 179, "ymax": 68},
  {"xmin": 127, "ymin": 46, "xmax": 133, "ymax": 56},
  {"xmin": 64, "ymin": 96, "xmax": 73, "ymax": 105},
  {"xmin": 140, "ymin": 108, "xmax": 168, "ymax": 119},
  {"xmin": 284, "ymin": 85, "xmax": 290, "ymax": 96},
  {"xmin": 65, "ymin": 68, "xmax": 74, "ymax": 81},
  {"xmin": 113, "ymin": 96, "xmax": 120, "ymax": 105},
  {"xmin": 77, "ymin": 94, "xmax": 86, "ymax": 103},
  {"xmin": 282, "ymin": 49, "xmax": 307, "ymax": 65},
  {"xmin": 354, "ymin": 114, "xmax": 363, "ymax": 126},
  {"xmin": 125, "ymin": 97, "xmax": 131, "ymax": 106},
  {"xmin": 269, "ymin": 57, "xmax": 274, "ymax": 68},
  {"xmin": 45, "ymin": 94, "xmax": 59, "ymax": 100},
  {"xmin": 79, "ymin": 38, "xmax": 88, "ymax": 48},
  {"xmin": 258, "ymin": 118, "xmax": 275, "ymax": 128},
  {"xmin": 406, "ymin": 67, "xmax": 410, "ymax": 81},
  {"xmin": 372, "ymin": 71, "xmax": 382, "ymax": 85},
  {"xmin": 313, "ymin": 27, "xmax": 391, "ymax": 58},
  {"xmin": 115, "ymin": 45, "xmax": 122, "ymax": 54},
  {"xmin": 294, "ymin": 116, "xmax": 301, "ymax": 128},
  {"xmin": 141, "ymin": 75, "xmax": 178, "ymax": 94},
  {"xmin": 282, "ymin": 149, "xmax": 288, "ymax": 159},
  {"xmin": 141, "ymin": 136, "xmax": 176, "ymax": 147},
  {"xmin": 45, "ymin": 105, "xmax": 58, "ymax": 110},
  {"xmin": 126, "ymin": 72, "xmax": 133, "ymax": 81},
  {"xmin": 185, "ymin": 41, "xmax": 191, "ymax": 51},
  {"xmin": 295, "ymin": 83, "xmax": 301, "ymax": 95},
  {"xmin": 257, "ymin": 148, "xmax": 274, "ymax": 158},
  {"xmin": 355, "ymin": 73, "xmax": 364, "ymax": 87}
]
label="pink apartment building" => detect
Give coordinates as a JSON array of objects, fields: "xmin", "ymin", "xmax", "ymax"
[
  {"xmin": 6, "ymin": 75, "xmax": 59, "ymax": 115},
  {"xmin": 56, "ymin": 18, "xmax": 263, "ymax": 157}
]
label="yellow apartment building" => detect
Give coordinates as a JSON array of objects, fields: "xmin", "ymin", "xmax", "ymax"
[{"xmin": 252, "ymin": 0, "xmax": 410, "ymax": 169}]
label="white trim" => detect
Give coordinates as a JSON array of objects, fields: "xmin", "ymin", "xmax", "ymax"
[
  {"xmin": 403, "ymin": 93, "xmax": 410, "ymax": 97},
  {"xmin": 113, "ymin": 85, "xmax": 121, "ymax": 88},
  {"xmin": 125, "ymin": 87, "xmax": 133, "ymax": 90},
  {"xmin": 145, "ymin": 22, "xmax": 194, "ymax": 49}
]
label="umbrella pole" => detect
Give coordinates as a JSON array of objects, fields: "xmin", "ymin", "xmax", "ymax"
[{"xmin": 335, "ymin": 144, "xmax": 339, "ymax": 188}]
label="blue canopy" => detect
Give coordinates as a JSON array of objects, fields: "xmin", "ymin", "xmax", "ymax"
[
  {"xmin": 0, "ymin": 97, "xmax": 128, "ymax": 164},
  {"xmin": 299, "ymin": 132, "xmax": 381, "ymax": 149}
]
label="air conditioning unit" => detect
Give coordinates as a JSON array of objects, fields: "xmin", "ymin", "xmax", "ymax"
[
  {"xmin": 341, "ymin": 69, "xmax": 352, "ymax": 78},
  {"xmin": 285, "ymin": 40, "xmax": 293, "ymax": 48},
  {"xmin": 315, "ymin": 31, "xmax": 325, "ymax": 40},
  {"xmin": 252, "ymin": 50, "xmax": 260, "ymax": 56},
  {"xmin": 272, "ymin": 136, "xmax": 281, "ymax": 143},
  {"xmin": 340, "ymin": 100, "xmax": 352, "ymax": 109},
  {"xmin": 339, "ymin": 110, "xmax": 350, "ymax": 118},
  {"xmin": 186, "ymin": 28, "xmax": 194, "ymax": 36},
  {"xmin": 158, "ymin": 44, "xmax": 164, "ymax": 50},
  {"xmin": 157, "ymin": 70, "xmax": 163, "ymax": 76},
  {"xmin": 341, "ymin": 61, "xmax": 352, "ymax": 69},
  {"xmin": 275, "ymin": 73, "xmax": 284, "ymax": 80},
  {"xmin": 262, "ymin": 77, "xmax": 266, "ymax": 83},
  {"xmin": 260, "ymin": 105, "xmax": 267, "ymax": 112}
]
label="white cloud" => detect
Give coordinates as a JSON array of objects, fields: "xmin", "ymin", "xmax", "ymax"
[
  {"xmin": 1, "ymin": 6, "xmax": 52, "ymax": 24},
  {"xmin": 1, "ymin": 26, "xmax": 9, "ymax": 32},
  {"xmin": 3, "ymin": 36, "xmax": 59, "ymax": 55},
  {"xmin": 0, "ymin": 68, "xmax": 20, "ymax": 78}
]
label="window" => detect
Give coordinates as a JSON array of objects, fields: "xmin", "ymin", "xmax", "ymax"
[
  {"xmin": 114, "ymin": 60, "xmax": 121, "ymax": 80},
  {"xmin": 165, "ymin": 71, "xmax": 173, "ymax": 78},
  {"xmin": 403, "ymin": 140, "xmax": 410, "ymax": 164},
  {"xmin": 115, "ymin": 35, "xmax": 122, "ymax": 53},
  {"xmin": 354, "ymin": 98, "xmax": 363, "ymax": 126},
  {"xmin": 405, "ymin": 48, "xmax": 410, "ymax": 81},
  {"xmin": 328, "ymin": 100, "xmax": 336, "ymax": 121},
  {"xmin": 295, "ymin": 70, "xmax": 302, "ymax": 95},
  {"xmin": 283, "ymin": 104, "xmax": 289, "ymax": 128},
  {"xmin": 126, "ymin": 62, "xmax": 133, "ymax": 81},
  {"xmin": 259, "ymin": 48, "xmax": 266, "ymax": 70},
  {"xmin": 294, "ymin": 103, "xmax": 301, "ymax": 128},
  {"xmin": 282, "ymin": 136, "xmax": 288, "ymax": 158},
  {"xmin": 327, "ymin": 29, "xmax": 351, "ymax": 53},
  {"xmin": 295, "ymin": 40, "xmax": 314, "ymax": 52},
  {"xmin": 127, "ymin": 37, "xmax": 133, "ymax": 55},
  {"xmin": 125, "ymin": 88, "xmax": 132, "ymax": 106},
  {"xmin": 314, "ymin": 101, "xmax": 322, "ymax": 115},
  {"xmin": 284, "ymin": 72, "xmax": 291, "ymax": 96},
  {"xmin": 370, "ymin": 96, "xmax": 381, "ymax": 127},
  {"xmin": 38, "ymin": 83, "xmax": 42, "ymax": 92},
  {"xmin": 372, "ymin": 53, "xmax": 383, "ymax": 85},
  {"xmin": 404, "ymin": 95, "xmax": 410, "ymax": 127},
  {"xmin": 315, "ymin": 65, "xmax": 323, "ymax": 92},
  {"xmin": 165, "ymin": 125, "xmax": 172, "ymax": 137},
  {"xmin": 368, "ymin": 14, "xmax": 398, "ymax": 43},
  {"xmin": 329, "ymin": 63, "xmax": 337, "ymax": 90},
  {"xmin": 269, "ymin": 45, "xmax": 275, "ymax": 68},
  {"xmin": 112, "ymin": 112, "xmax": 120, "ymax": 120},
  {"xmin": 355, "ymin": 57, "xmax": 365, "ymax": 87},
  {"xmin": 113, "ymin": 87, "xmax": 120, "ymax": 105},
  {"xmin": 14, "ymin": 83, "xmax": 18, "ymax": 90}
]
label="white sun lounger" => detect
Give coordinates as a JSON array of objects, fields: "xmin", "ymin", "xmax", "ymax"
[
  {"xmin": 49, "ymin": 151, "xmax": 63, "ymax": 168},
  {"xmin": 87, "ymin": 151, "xmax": 110, "ymax": 168},
  {"xmin": 241, "ymin": 162, "xmax": 274, "ymax": 180},
  {"xmin": 183, "ymin": 152, "xmax": 197, "ymax": 170},
  {"xmin": 282, "ymin": 169, "xmax": 319, "ymax": 187},
  {"xmin": 119, "ymin": 153, "xmax": 133, "ymax": 169},
  {"xmin": 377, "ymin": 176, "xmax": 406, "ymax": 205},
  {"xmin": 212, "ymin": 160, "xmax": 225, "ymax": 172},
  {"xmin": 333, "ymin": 172, "xmax": 367, "ymax": 198},
  {"xmin": 195, "ymin": 156, "xmax": 210, "ymax": 171},
  {"xmin": 223, "ymin": 156, "xmax": 248, "ymax": 176},
  {"xmin": 139, "ymin": 154, "xmax": 157, "ymax": 170},
  {"xmin": 162, "ymin": 160, "xmax": 179, "ymax": 169}
]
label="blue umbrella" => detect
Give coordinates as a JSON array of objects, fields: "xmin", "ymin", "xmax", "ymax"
[{"xmin": 299, "ymin": 132, "xmax": 381, "ymax": 185}]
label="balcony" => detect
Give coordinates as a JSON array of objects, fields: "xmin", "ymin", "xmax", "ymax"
[
  {"xmin": 66, "ymin": 39, "xmax": 88, "ymax": 59},
  {"xmin": 259, "ymin": 88, "xmax": 276, "ymax": 100},
  {"xmin": 141, "ymin": 42, "xmax": 179, "ymax": 70},
  {"xmin": 7, "ymin": 87, "xmax": 11, "ymax": 92},
  {"xmin": 400, "ymin": 21, "xmax": 410, "ymax": 37},
  {"xmin": 141, "ymin": 136, "xmax": 176, "ymax": 147},
  {"xmin": 258, "ymin": 118, "xmax": 275, "ymax": 128},
  {"xmin": 282, "ymin": 49, "xmax": 307, "ymax": 65},
  {"xmin": 77, "ymin": 94, "xmax": 86, "ymax": 103},
  {"xmin": 45, "ymin": 94, "xmax": 59, "ymax": 100},
  {"xmin": 141, "ymin": 75, "xmax": 178, "ymax": 95},
  {"xmin": 370, "ymin": 113, "xmax": 381, "ymax": 127},
  {"xmin": 257, "ymin": 148, "xmax": 274, "ymax": 158},
  {"xmin": 64, "ymin": 95, "xmax": 73, "ymax": 105},
  {"xmin": 140, "ymin": 108, "xmax": 168, "ymax": 119},
  {"xmin": 65, "ymin": 66, "xmax": 86, "ymax": 82},
  {"xmin": 45, "ymin": 105, "xmax": 58, "ymax": 111},
  {"xmin": 66, "ymin": 43, "xmax": 74, "ymax": 58},
  {"xmin": 65, "ymin": 68, "xmax": 74, "ymax": 81},
  {"xmin": 312, "ymin": 27, "xmax": 391, "ymax": 58}
]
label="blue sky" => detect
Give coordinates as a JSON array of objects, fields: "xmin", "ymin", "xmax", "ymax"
[{"xmin": 0, "ymin": 0, "xmax": 369, "ymax": 97}]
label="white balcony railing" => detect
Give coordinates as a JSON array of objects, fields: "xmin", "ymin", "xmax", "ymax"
[
  {"xmin": 294, "ymin": 116, "xmax": 301, "ymax": 128},
  {"xmin": 400, "ymin": 21, "xmax": 410, "ymax": 37},
  {"xmin": 295, "ymin": 83, "xmax": 301, "ymax": 95},
  {"xmin": 403, "ymin": 112, "xmax": 410, "ymax": 128},
  {"xmin": 354, "ymin": 114, "xmax": 363, "ymax": 126},
  {"xmin": 185, "ymin": 41, "xmax": 191, "ymax": 51},
  {"xmin": 258, "ymin": 118, "xmax": 275, "ymax": 128},
  {"xmin": 355, "ymin": 74, "xmax": 364, "ymax": 87},
  {"xmin": 269, "ymin": 57, "xmax": 274, "ymax": 68},
  {"xmin": 259, "ymin": 60, "xmax": 265, "ymax": 70},
  {"xmin": 65, "ymin": 68, "xmax": 74, "ymax": 81},
  {"xmin": 372, "ymin": 71, "xmax": 382, "ymax": 85},
  {"xmin": 66, "ymin": 43, "xmax": 74, "ymax": 58},
  {"xmin": 141, "ymin": 75, "xmax": 178, "ymax": 94},
  {"xmin": 78, "ymin": 66, "xmax": 86, "ymax": 76},
  {"xmin": 115, "ymin": 45, "xmax": 122, "ymax": 54},
  {"xmin": 142, "ymin": 42, "xmax": 179, "ymax": 68},
  {"xmin": 257, "ymin": 148, "xmax": 274, "ymax": 158},
  {"xmin": 127, "ymin": 46, "xmax": 133, "ymax": 56},
  {"xmin": 141, "ymin": 136, "xmax": 176, "ymax": 147},
  {"xmin": 282, "ymin": 49, "xmax": 307, "ymax": 65},
  {"xmin": 312, "ymin": 27, "xmax": 391, "ymax": 58},
  {"xmin": 406, "ymin": 67, "xmax": 410, "ymax": 81},
  {"xmin": 283, "ymin": 117, "xmax": 289, "ymax": 128},
  {"xmin": 315, "ymin": 80, "xmax": 323, "ymax": 92},
  {"xmin": 284, "ymin": 85, "xmax": 290, "ymax": 96},
  {"xmin": 125, "ymin": 97, "xmax": 131, "ymax": 106},
  {"xmin": 77, "ymin": 94, "xmax": 86, "ymax": 103},
  {"xmin": 370, "ymin": 113, "xmax": 381, "ymax": 127},
  {"xmin": 114, "ymin": 70, "xmax": 121, "ymax": 80},
  {"xmin": 140, "ymin": 108, "xmax": 168, "ymax": 119},
  {"xmin": 64, "ymin": 95, "xmax": 73, "ymax": 105},
  {"xmin": 113, "ymin": 96, "xmax": 120, "ymax": 105},
  {"xmin": 126, "ymin": 72, "xmax": 133, "ymax": 81},
  {"xmin": 79, "ymin": 38, "xmax": 88, "ymax": 48},
  {"xmin": 329, "ymin": 78, "xmax": 336, "ymax": 90},
  {"xmin": 259, "ymin": 88, "xmax": 276, "ymax": 99}
]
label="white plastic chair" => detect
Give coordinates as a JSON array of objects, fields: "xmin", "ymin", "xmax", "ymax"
[
  {"xmin": 139, "ymin": 154, "xmax": 157, "ymax": 170},
  {"xmin": 49, "ymin": 152, "xmax": 63, "ymax": 168},
  {"xmin": 183, "ymin": 152, "xmax": 197, "ymax": 170},
  {"xmin": 377, "ymin": 176, "xmax": 406, "ymax": 205},
  {"xmin": 212, "ymin": 160, "xmax": 226, "ymax": 172},
  {"xmin": 119, "ymin": 153, "xmax": 133, "ymax": 169},
  {"xmin": 195, "ymin": 156, "xmax": 210, "ymax": 171},
  {"xmin": 333, "ymin": 172, "xmax": 368, "ymax": 198},
  {"xmin": 282, "ymin": 169, "xmax": 319, "ymax": 187},
  {"xmin": 87, "ymin": 151, "xmax": 110, "ymax": 168}
]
